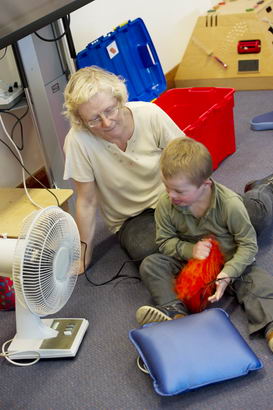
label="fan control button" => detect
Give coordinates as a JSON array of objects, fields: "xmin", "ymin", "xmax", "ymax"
[{"xmin": 52, "ymin": 321, "xmax": 60, "ymax": 329}]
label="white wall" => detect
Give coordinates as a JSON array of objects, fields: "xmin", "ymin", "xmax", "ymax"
[
  {"xmin": 71, "ymin": 0, "xmax": 213, "ymax": 73},
  {"xmin": 0, "ymin": 0, "xmax": 213, "ymax": 187}
]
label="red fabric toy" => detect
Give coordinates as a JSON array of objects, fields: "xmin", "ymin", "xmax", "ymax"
[{"xmin": 175, "ymin": 239, "xmax": 224, "ymax": 313}]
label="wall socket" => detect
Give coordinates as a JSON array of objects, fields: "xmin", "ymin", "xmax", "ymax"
[{"xmin": 0, "ymin": 81, "xmax": 24, "ymax": 110}]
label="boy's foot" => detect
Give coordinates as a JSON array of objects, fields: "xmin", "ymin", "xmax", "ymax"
[
  {"xmin": 244, "ymin": 173, "xmax": 273, "ymax": 193},
  {"xmin": 136, "ymin": 301, "xmax": 188, "ymax": 326},
  {"xmin": 266, "ymin": 328, "xmax": 273, "ymax": 353}
]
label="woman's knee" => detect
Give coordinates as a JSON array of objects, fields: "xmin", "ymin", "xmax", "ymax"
[{"xmin": 243, "ymin": 189, "xmax": 273, "ymax": 234}]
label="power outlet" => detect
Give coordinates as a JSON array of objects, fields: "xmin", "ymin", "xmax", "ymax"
[{"xmin": 0, "ymin": 82, "xmax": 24, "ymax": 110}]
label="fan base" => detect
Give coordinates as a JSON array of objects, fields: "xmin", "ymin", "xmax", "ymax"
[{"xmin": 7, "ymin": 318, "xmax": 89, "ymax": 359}]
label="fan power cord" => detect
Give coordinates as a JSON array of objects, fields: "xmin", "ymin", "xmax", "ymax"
[
  {"xmin": 81, "ymin": 238, "xmax": 273, "ymax": 297},
  {"xmin": 81, "ymin": 241, "xmax": 141, "ymax": 286},
  {"xmin": 1, "ymin": 339, "xmax": 40, "ymax": 367},
  {"xmin": 137, "ymin": 356, "xmax": 149, "ymax": 374},
  {"xmin": 85, "ymin": 258, "xmax": 142, "ymax": 287}
]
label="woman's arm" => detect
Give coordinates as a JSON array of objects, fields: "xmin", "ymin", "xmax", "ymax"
[{"xmin": 73, "ymin": 180, "xmax": 97, "ymax": 273}]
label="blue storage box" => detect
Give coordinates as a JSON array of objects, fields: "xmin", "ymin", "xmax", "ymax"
[{"xmin": 76, "ymin": 18, "xmax": 166, "ymax": 102}]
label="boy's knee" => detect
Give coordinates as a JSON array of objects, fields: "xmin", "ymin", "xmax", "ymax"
[
  {"xmin": 139, "ymin": 253, "xmax": 161, "ymax": 278},
  {"xmin": 139, "ymin": 253, "xmax": 180, "ymax": 281}
]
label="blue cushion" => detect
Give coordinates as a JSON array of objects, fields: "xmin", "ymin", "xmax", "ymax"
[{"xmin": 129, "ymin": 308, "xmax": 263, "ymax": 396}]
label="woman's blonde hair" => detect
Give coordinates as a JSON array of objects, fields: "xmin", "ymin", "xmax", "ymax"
[
  {"xmin": 63, "ymin": 66, "xmax": 128, "ymax": 128},
  {"xmin": 160, "ymin": 138, "xmax": 213, "ymax": 186}
]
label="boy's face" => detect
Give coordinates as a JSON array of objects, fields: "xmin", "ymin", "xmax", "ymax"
[{"xmin": 162, "ymin": 173, "xmax": 209, "ymax": 207}]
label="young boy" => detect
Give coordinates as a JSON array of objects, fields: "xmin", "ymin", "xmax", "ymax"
[{"xmin": 136, "ymin": 138, "xmax": 273, "ymax": 353}]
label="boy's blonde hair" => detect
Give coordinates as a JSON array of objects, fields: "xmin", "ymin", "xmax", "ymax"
[
  {"xmin": 160, "ymin": 138, "xmax": 213, "ymax": 186},
  {"xmin": 63, "ymin": 66, "xmax": 128, "ymax": 128}
]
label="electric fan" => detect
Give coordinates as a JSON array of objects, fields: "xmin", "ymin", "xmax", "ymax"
[{"xmin": 0, "ymin": 206, "xmax": 89, "ymax": 360}]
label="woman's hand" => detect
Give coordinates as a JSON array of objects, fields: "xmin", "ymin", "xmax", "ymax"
[{"xmin": 208, "ymin": 271, "xmax": 231, "ymax": 303}]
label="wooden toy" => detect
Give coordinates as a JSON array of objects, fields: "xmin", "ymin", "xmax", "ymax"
[{"xmin": 175, "ymin": 0, "xmax": 273, "ymax": 89}]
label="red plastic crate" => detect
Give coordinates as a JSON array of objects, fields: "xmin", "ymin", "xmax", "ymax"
[{"xmin": 154, "ymin": 87, "xmax": 236, "ymax": 169}]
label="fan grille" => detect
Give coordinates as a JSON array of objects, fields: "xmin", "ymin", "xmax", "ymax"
[{"xmin": 13, "ymin": 206, "xmax": 80, "ymax": 316}]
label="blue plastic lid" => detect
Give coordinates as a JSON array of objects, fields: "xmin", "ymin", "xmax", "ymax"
[
  {"xmin": 76, "ymin": 18, "xmax": 166, "ymax": 101},
  {"xmin": 250, "ymin": 110, "xmax": 273, "ymax": 130}
]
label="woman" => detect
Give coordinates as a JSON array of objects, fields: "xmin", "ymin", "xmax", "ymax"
[{"xmin": 63, "ymin": 66, "xmax": 186, "ymax": 271}]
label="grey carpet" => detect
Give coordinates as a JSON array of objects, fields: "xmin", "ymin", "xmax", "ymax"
[{"xmin": 1, "ymin": 90, "xmax": 273, "ymax": 410}]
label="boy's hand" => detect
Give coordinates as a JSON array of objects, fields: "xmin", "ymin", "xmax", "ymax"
[
  {"xmin": 192, "ymin": 239, "xmax": 212, "ymax": 260},
  {"xmin": 208, "ymin": 271, "xmax": 231, "ymax": 303}
]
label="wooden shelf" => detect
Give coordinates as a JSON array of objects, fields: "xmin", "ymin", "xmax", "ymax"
[{"xmin": 0, "ymin": 188, "xmax": 73, "ymax": 238}]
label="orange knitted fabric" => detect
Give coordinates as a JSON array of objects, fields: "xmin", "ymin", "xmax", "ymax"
[{"xmin": 175, "ymin": 239, "xmax": 224, "ymax": 313}]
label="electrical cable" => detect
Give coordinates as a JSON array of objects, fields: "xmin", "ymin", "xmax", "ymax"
[
  {"xmin": 0, "ymin": 47, "xmax": 7, "ymax": 61},
  {"xmin": 34, "ymin": 15, "xmax": 71, "ymax": 42},
  {"xmin": 81, "ymin": 241, "xmax": 141, "ymax": 286},
  {"xmin": 10, "ymin": 105, "xmax": 29, "ymax": 150},
  {"xmin": 0, "ymin": 105, "xmax": 29, "ymax": 151},
  {"xmin": 0, "ymin": 136, "xmax": 60, "ymax": 206},
  {"xmin": 199, "ymin": 275, "xmax": 273, "ymax": 305},
  {"xmin": 77, "ymin": 224, "xmax": 273, "ymax": 300},
  {"xmin": 0, "ymin": 114, "xmax": 42, "ymax": 208},
  {"xmin": 0, "ymin": 111, "xmax": 23, "ymax": 146},
  {"xmin": 85, "ymin": 259, "xmax": 141, "ymax": 286},
  {"xmin": 228, "ymin": 275, "xmax": 273, "ymax": 300},
  {"xmin": 82, "ymin": 239, "xmax": 273, "ymax": 300},
  {"xmin": 0, "ymin": 116, "xmax": 60, "ymax": 207},
  {"xmin": 1, "ymin": 339, "xmax": 40, "ymax": 367},
  {"xmin": 137, "ymin": 356, "xmax": 149, "ymax": 374}
]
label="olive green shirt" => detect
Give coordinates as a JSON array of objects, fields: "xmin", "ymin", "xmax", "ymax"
[{"xmin": 155, "ymin": 180, "xmax": 258, "ymax": 279}]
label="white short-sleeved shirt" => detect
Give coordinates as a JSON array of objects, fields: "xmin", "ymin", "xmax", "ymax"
[{"xmin": 63, "ymin": 101, "xmax": 186, "ymax": 233}]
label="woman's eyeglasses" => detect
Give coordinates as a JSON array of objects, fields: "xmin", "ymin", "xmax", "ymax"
[{"xmin": 87, "ymin": 103, "xmax": 120, "ymax": 128}]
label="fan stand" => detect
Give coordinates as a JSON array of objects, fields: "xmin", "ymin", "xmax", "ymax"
[{"xmin": 8, "ymin": 300, "xmax": 89, "ymax": 359}]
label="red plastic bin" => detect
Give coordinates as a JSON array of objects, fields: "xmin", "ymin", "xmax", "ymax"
[{"xmin": 154, "ymin": 87, "xmax": 236, "ymax": 169}]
